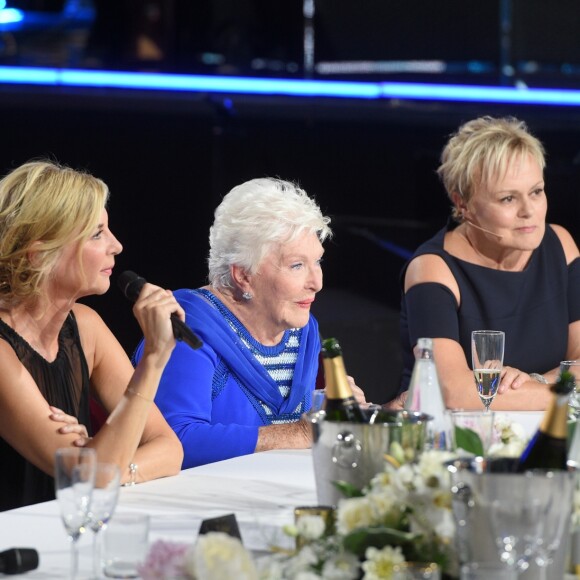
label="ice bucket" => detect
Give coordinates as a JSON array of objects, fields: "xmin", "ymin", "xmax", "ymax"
[
  {"xmin": 309, "ymin": 409, "xmax": 431, "ymax": 506},
  {"xmin": 447, "ymin": 457, "xmax": 574, "ymax": 580}
]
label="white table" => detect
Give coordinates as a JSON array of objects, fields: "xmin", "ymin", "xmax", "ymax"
[
  {"xmin": 0, "ymin": 449, "xmax": 316, "ymax": 578},
  {"xmin": 0, "ymin": 414, "xmax": 547, "ymax": 578}
]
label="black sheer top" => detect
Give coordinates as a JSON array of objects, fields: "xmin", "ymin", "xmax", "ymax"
[
  {"xmin": 399, "ymin": 223, "xmax": 580, "ymax": 394},
  {"xmin": 0, "ymin": 312, "xmax": 91, "ymax": 511}
]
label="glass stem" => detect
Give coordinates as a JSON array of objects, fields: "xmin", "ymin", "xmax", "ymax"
[
  {"xmin": 92, "ymin": 531, "xmax": 101, "ymax": 579},
  {"xmin": 70, "ymin": 538, "xmax": 79, "ymax": 580}
]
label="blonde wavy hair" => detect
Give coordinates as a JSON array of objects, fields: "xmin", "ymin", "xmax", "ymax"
[
  {"xmin": 437, "ymin": 116, "xmax": 546, "ymax": 221},
  {"xmin": 0, "ymin": 160, "xmax": 109, "ymax": 305}
]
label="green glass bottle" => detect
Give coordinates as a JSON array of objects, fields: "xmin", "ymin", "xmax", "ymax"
[
  {"xmin": 516, "ymin": 370, "xmax": 576, "ymax": 472},
  {"xmin": 321, "ymin": 337, "xmax": 366, "ymax": 423}
]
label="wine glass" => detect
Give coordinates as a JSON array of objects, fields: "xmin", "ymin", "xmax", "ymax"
[
  {"xmin": 488, "ymin": 470, "xmax": 554, "ymax": 576},
  {"xmin": 531, "ymin": 469, "xmax": 575, "ymax": 579},
  {"xmin": 88, "ymin": 463, "xmax": 121, "ymax": 579},
  {"xmin": 55, "ymin": 447, "xmax": 97, "ymax": 580},
  {"xmin": 471, "ymin": 330, "xmax": 505, "ymax": 411}
]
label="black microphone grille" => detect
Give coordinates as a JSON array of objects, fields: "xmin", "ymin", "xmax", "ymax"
[
  {"xmin": 117, "ymin": 271, "xmax": 146, "ymax": 302},
  {"xmin": 0, "ymin": 548, "xmax": 39, "ymax": 574}
]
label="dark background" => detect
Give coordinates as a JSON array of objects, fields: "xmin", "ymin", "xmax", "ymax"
[{"xmin": 2, "ymin": 0, "xmax": 580, "ymax": 402}]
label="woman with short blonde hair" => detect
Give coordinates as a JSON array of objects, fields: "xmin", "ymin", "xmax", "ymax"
[{"xmin": 397, "ymin": 116, "xmax": 580, "ymax": 410}]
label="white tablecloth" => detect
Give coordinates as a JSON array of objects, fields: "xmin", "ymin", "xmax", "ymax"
[
  {"xmin": 0, "ymin": 414, "xmax": 548, "ymax": 578},
  {"xmin": 0, "ymin": 449, "xmax": 316, "ymax": 578}
]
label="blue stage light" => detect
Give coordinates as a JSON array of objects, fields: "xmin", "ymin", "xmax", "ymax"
[
  {"xmin": 0, "ymin": 8, "xmax": 24, "ymax": 23},
  {"xmin": 0, "ymin": 66, "xmax": 580, "ymax": 107}
]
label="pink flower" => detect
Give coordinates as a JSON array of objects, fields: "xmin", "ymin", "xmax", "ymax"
[{"xmin": 139, "ymin": 539, "xmax": 191, "ymax": 579}]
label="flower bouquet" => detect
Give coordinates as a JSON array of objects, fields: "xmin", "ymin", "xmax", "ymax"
[{"xmin": 138, "ymin": 420, "xmax": 530, "ymax": 579}]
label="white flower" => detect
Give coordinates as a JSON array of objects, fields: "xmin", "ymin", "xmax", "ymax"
[
  {"xmin": 367, "ymin": 472, "xmax": 394, "ymax": 491},
  {"xmin": 507, "ymin": 422, "xmax": 526, "ymax": 441},
  {"xmin": 485, "ymin": 419, "xmax": 528, "ymax": 457},
  {"xmin": 185, "ymin": 532, "xmax": 258, "ymax": 580},
  {"xmin": 428, "ymin": 506, "xmax": 455, "ymax": 541},
  {"xmin": 361, "ymin": 545, "xmax": 405, "ymax": 580},
  {"xmin": 296, "ymin": 515, "xmax": 327, "ymax": 540},
  {"xmin": 494, "ymin": 418, "xmax": 527, "ymax": 444},
  {"xmin": 417, "ymin": 450, "xmax": 455, "ymax": 486},
  {"xmin": 336, "ymin": 497, "xmax": 377, "ymax": 534},
  {"xmin": 256, "ymin": 554, "xmax": 287, "ymax": 580},
  {"xmin": 293, "ymin": 573, "xmax": 321, "ymax": 580},
  {"xmin": 488, "ymin": 439, "xmax": 526, "ymax": 457},
  {"xmin": 282, "ymin": 545, "xmax": 319, "ymax": 578},
  {"xmin": 392, "ymin": 463, "xmax": 416, "ymax": 489},
  {"xmin": 321, "ymin": 551, "xmax": 360, "ymax": 580}
]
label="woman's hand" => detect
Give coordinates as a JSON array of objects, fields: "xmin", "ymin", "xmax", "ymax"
[
  {"xmin": 347, "ymin": 376, "xmax": 370, "ymax": 407},
  {"xmin": 49, "ymin": 406, "xmax": 91, "ymax": 447},
  {"xmin": 384, "ymin": 391, "xmax": 407, "ymax": 410},
  {"xmin": 498, "ymin": 367, "xmax": 533, "ymax": 394},
  {"xmin": 132, "ymin": 284, "xmax": 186, "ymax": 359}
]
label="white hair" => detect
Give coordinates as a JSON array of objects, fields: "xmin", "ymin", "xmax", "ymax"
[{"xmin": 208, "ymin": 178, "xmax": 332, "ymax": 290}]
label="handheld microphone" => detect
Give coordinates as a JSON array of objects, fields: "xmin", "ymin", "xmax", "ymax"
[
  {"xmin": 465, "ymin": 219, "xmax": 503, "ymax": 240},
  {"xmin": 117, "ymin": 271, "xmax": 202, "ymax": 350},
  {"xmin": 0, "ymin": 548, "xmax": 39, "ymax": 575}
]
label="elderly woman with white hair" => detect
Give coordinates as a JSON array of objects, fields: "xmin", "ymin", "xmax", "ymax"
[{"xmin": 133, "ymin": 177, "xmax": 359, "ymax": 468}]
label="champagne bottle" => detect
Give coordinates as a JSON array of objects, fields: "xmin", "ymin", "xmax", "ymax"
[
  {"xmin": 516, "ymin": 370, "xmax": 575, "ymax": 472},
  {"xmin": 321, "ymin": 337, "xmax": 366, "ymax": 423},
  {"xmin": 404, "ymin": 337, "xmax": 453, "ymax": 450}
]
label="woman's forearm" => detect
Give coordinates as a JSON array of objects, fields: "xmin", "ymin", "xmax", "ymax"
[{"xmin": 255, "ymin": 418, "xmax": 311, "ymax": 452}]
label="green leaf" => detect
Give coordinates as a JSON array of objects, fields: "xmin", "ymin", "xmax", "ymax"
[
  {"xmin": 554, "ymin": 370, "xmax": 576, "ymax": 395},
  {"xmin": 342, "ymin": 526, "xmax": 419, "ymax": 557},
  {"xmin": 332, "ymin": 480, "xmax": 364, "ymax": 498},
  {"xmin": 454, "ymin": 426, "xmax": 484, "ymax": 456}
]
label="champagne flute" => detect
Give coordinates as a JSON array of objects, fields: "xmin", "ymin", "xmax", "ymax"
[
  {"xmin": 55, "ymin": 447, "xmax": 97, "ymax": 580},
  {"xmin": 88, "ymin": 463, "xmax": 121, "ymax": 579},
  {"xmin": 471, "ymin": 330, "xmax": 504, "ymax": 411}
]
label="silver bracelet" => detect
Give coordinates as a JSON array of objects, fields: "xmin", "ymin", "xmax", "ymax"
[
  {"xmin": 529, "ymin": 373, "xmax": 548, "ymax": 384},
  {"xmin": 122, "ymin": 463, "xmax": 138, "ymax": 487}
]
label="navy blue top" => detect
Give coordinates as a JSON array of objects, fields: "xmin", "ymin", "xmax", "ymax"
[{"xmin": 399, "ymin": 223, "xmax": 580, "ymax": 393}]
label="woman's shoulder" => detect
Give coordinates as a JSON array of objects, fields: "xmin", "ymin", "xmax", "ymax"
[
  {"xmin": 548, "ymin": 223, "xmax": 580, "ymax": 264},
  {"xmin": 404, "ymin": 224, "xmax": 460, "ymax": 298},
  {"xmin": 173, "ymin": 287, "xmax": 211, "ymax": 309},
  {"xmin": 71, "ymin": 302, "xmax": 106, "ymax": 326},
  {"xmin": 71, "ymin": 303, "xmax": 110, "ymax": 351},
  {"xmin": 404, "ymin": 253, "xmax": 458, "ymax": 293}
]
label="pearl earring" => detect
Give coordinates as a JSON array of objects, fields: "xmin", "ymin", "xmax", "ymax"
[{"xmin": 242, "ymin": 292, "xmax": 253, "ymax": 300}]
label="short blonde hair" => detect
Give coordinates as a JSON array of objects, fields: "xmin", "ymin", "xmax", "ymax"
[
  {"xmin": 0, "ymin": 160, "xmax": 109, "ymax": 305},
  {"xmin": 208, "ymin": 178, "xmax": 332, "ymax": 291},
  {"xmin": 437, "ymin": 116, "xmax": 546, "ymax": 221}
]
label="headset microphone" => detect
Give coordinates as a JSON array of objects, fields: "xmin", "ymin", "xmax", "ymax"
[{"xmin": 464, "ymin": 219, "xmax": 503, "ymax": 240}]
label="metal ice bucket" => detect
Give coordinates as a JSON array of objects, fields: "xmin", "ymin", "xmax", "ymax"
[
  {"xmin": 309, "ymin": 409, "xmax": 431, "ymax": 506},
  {"xmin": 447, "ymin": 457, "xmax": 574, "ymax": 580}
]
